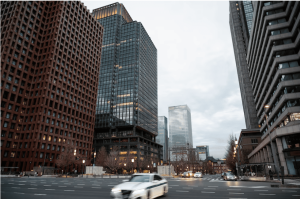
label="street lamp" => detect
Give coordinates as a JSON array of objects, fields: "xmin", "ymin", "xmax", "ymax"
[
  {"xmin": 264, "ymin": 104, "xmax": 280, "ymax": 180},
  {"xmin": 82, "ymin": 160, "xmax": 85, "ymax": 177},
  {"xmin": 82, "ymin": 159, "xmax": 86, "ymax": 175},
  {"xmin": 92, "ymin": 151, "xmax": 96, "ymax": 175}
]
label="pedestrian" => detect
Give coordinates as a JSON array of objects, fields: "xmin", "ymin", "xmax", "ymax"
[{"xmin": 269, "ymin": 170, "xmax": 273, "ymax": 180}]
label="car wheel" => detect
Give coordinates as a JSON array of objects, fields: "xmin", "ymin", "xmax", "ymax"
[{"xmin": 147, "ymin": 190, "xmax": 151, "ymax": 199}]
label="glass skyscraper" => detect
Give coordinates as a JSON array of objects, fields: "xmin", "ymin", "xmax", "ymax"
[
  {"xmin": 157, "ymin": 116, "xmax": 168, "ymax": 162},
  {"xmin": 168, "ymin": 105, "xmax": 193, "ymax": 150},
  {"xmin": 92, "ymin": 3, "xmax": 162, "ymax": 166}
]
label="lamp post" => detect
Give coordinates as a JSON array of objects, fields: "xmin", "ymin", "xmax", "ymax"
[
  {"xmin": 82, "ymin": 159, "xmax": 85, "ymax": 175},
  {"xmin": 131, "ymin": 159, "xmax": 134, "ymax": 174},
  {"xmin": 235, "ymin": 137, "xmax": 240, "ymax": 177},
  {"xmin": 92, "ymin": 151, "xmax": 96, "ymax": 175},
  {"xmin": 82, "ymin": 159, "xmax": 84, "ymax": 177},
  {"xmin": 264, "ymin": 105, "xmax": 280, "ymax": 180}
]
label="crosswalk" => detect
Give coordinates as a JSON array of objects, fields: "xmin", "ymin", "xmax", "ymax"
[{"xmin": 170, "ymin": 178, "xmax": 226, "ymax": 182}]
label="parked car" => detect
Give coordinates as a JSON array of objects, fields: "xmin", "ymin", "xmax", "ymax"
[
  {"xmin": 110, "ymin": 173, "xmax": 168, "ymax": 199},
  {"xmin": 182, "ymin": 171, "xmax": 193, "ymax": 178},
  {"xmin": 222, "ymin": 172, "xmax": 237, "ymax": 181},
  {"xmin": 194, "ymin": 172, "xmax": 203, "ymax": 178}
]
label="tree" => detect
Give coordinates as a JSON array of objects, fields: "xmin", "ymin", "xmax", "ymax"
[
  {"xmin": 224, "ymin": 134, "xmax": 237, "ymax": 173},
  {"xmin": 56, "ymin": 146, "xmax": 77, "ymax": 176},
  {"xmin": 105, "ymin": 146, "xmax": 121, "ymax": 173},
  {"xmin": 95, "ymin": 146, "xmax": 107, "ymax": 166}
]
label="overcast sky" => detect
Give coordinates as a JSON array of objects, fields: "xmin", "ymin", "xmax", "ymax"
[{"xmin": 82, "ymin": 0, "xmax": 246, "ymax": 159}]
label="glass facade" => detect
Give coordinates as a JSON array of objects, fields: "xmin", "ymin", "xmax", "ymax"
[
  {"xmin": 168, "ymin": 105, "xmax": 193, "ymax": 149},
  {"xmin": 157, "ymin": 116, "xmax": 168, "ymax": 161},
  {"xmin": 242, "ymin": 1, "xmax": 254, "ymax": 34},
  {"xmin": 196, "ymin": 145, "xmax": 209, "ymax": 160},
  {"xmin": 92, "ymin": 3, "xmax": 157, "ymax": 135}
]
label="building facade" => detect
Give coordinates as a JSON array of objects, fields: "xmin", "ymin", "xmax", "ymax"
[
  {"xmin": 196, "ymin": 145, "xmax": 209, "ymax": 160},
  {"xmin": 92, "ymin": 3, "xmax": 162, "ymax": 167},
  {"xmin": 1, "ymin": 1, "xmax": 103, "ymax": 172},
  {"xmin": 237, "ymin": 129, "xmax": 261, "ymax": 165},
  {"xmin": 157, "ymin": 116, "xmax": 168, "ymax": 162},
  {"xmin": 229, "ymin": 1, "xmax": 259, "ymax": 129},
  {"xmin": 231, "ymin": 1, "xmax": 300, "ymax": 176},
  {"xmin": 168, "ymin": 105, "xmax": 193, "ymax": 151}
]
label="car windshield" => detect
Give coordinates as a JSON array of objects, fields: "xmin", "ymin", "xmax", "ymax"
[
  {"xmin": 183, "ymin": 172, "xmax": 188, "ymax": 174},
  {"xmin": 129, "ymin": 175, "xmax": 150, "ymax": 182},
  {"xmin": 226, "ymin": 173, "xmax": 234, "ymax": 176},
  {"xmin": 195, "ymin": 172, "xmax": 201, "ymax": 174}
]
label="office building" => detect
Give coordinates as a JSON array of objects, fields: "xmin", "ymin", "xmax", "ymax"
[
  {"xmin": 230, "ymin": 1, "xmax": 300, "ymax": 176},
  {"xmin": 1, "ymin": 1, "xmax": 103, "ymax": 172},
  {"xmin": 169, "ymin": 105, "xmax": 193, "ymax": 151},
  {"xmin": 157, "ymin": 116, "xmax": 168, "ymax": 162},
  {"xmin": 92, "ymin": 3, "xmax": 162, "ymax": 167},
  {"xmin": 196, "ymin": 145, "xmax": 209, "ymax": 160}
]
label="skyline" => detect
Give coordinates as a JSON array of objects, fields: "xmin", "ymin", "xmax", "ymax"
[{"xmin": 83, "ymin": 1, "xmax": 245, "ymax": 159}]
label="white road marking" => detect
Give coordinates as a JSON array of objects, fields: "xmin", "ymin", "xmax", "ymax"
[
  {"xmin": 176, "ymin": 190, "xmax": 189, "ymax": 192},
  {"xmin": 14, "ymin": 192, "xmax": 24, "ymax": 194},
  {"xmin": 45, "ymin": 189, "xmax": 55, "ymax": 190},
  {"xmin": 34, "ymin": 194, "xmax": 46, "ymax": 195},
  {"xmin": 28, "ymin": 188, "xmax": 37, "ymax": 189},
  {"xmin": 201, "ymin": 191, "xmax": 215, "ymax": 193},
  {"xmin": 18, "ymin": 184, "xmax": 25, "ymax": 185},
  {"xmin": 259, "ymin": 194, "xmax": 275, "ymax": 195},
  {"xmin": 44, "ymin": 185, "xmax": 51, "ymax": 186},
  {"xmin": 11, "ymin": 187, "xmax": 20, "ymax": 189},
  {"xmin": 228, "ymin": 189, "xmax": 241, "ymax": 191},
  {"xmin": 77, "ymin": 184, "xmax": 85, "ymax": 185},
  {"xmin": 64, "ymin": 190, "xmax": 75, "ymax": 191},
  {"xmin": 229, "ymin": 192, "xmax": 244, "ymax": 194}
]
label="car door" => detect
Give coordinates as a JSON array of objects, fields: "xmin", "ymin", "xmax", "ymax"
[{"xmin": 154, "ymin": 175, "xmax": 164, "ymax": 197}]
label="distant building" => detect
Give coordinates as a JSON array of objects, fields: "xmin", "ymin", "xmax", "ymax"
[
  {"xmin": 196, "ymin": 145, "xmax": 209, "ymax": 160},
  {"xmin": 237, "ymin": 129, "xmax": 261, "ymax": 165},
  {"xmin": 157, "ymin": 116, "xmax": 168, "ymax": 162},
  {"xmin": 204, "ymin": 157, "xmax": 228, "ymax": 174},
  {"xmin": 168, "ymin": 105, "xmax": 193, "ymax": 150}
]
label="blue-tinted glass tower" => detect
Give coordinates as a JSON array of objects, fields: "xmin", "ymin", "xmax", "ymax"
[
  {"xmin": 157, "ymin": 116, "xmax": 168, "ymax": 162},
  {"xmin": 92, "ymin": 2, "xmax": 161, "ymax": 166}
]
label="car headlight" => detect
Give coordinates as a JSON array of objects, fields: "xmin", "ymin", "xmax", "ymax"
[
  {"xmin": 111, "ymin": 188, "xmax": 121, "ymax": 193},
  {"xmin": 133, "ymin": 189, "xmax": 145, "ymax": 195},
  {"xmin": 235, "ymin": 176, "xmax": 237, "ymax": 178}
]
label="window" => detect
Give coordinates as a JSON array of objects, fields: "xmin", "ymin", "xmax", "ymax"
[{"xmin": 251, "ymin": 139, "xmax": 258, "ymax": 144}]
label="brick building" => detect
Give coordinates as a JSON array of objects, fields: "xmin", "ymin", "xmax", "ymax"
[{"xmin": 1, "ymin": 1, "xmax": 103, "ymax": 172}]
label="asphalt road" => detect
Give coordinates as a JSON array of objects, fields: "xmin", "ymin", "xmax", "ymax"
[{"xmin": 1, "ymin": 174, "xmax": 299, "ymax": 199}]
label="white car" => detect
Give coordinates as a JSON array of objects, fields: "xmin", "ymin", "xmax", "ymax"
[
  {"xmin": 194, "ymin": 172, "xmax": 203, "ymax": 178},
  {"xmin": 110, "ymin": 173, "xmax": 168, "ymax": 199}
]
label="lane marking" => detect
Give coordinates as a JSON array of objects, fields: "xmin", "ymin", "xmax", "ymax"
[
  {"xmin": 228, "ymin": 189, "xmax": 241, "ymax": 191},
  {"xmin": 28, "ymin": 188, "xmax": 37, "ymax": 189},
  {"xmin": 77, "ymin": 184, "xmax": 85, "ymax": 185},
  {"xmin": 259, "ymin": 194, "xmax": 275, "ymax": 195},
  {"xmin": 176, "ymin": 190, "xmax": 189, "ymax": 192},
  {"xmin": 14, "ymin": 192, "xmax": 24, "ymax": 194},
  {"xmin": 201, "ymin": 191, "xmax": 215, "ymax": 193},
  {"xmin": 229, "ymin": 192, "xmax": 244, "ymax": 194},
  {"xmin": 18, "ymin": 184, "xmax": 25, "ymax": 185},
  {"xmin": 11, "ymin": 187, "xmax": 20, "ymax": 189},
  {"xmin": 44, "ymin": 185, "xmax": 51, "ymax": 186}
]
